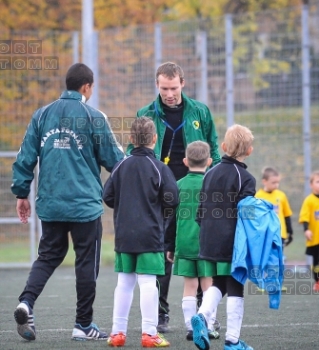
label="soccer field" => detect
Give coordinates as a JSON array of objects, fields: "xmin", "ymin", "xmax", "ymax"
[{"xmin": 0, "ymin": 266, "xmax": 318, "ymax": 350}]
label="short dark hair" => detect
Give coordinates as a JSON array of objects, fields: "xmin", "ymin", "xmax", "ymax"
[
  {"xmin": 66, "ymin": 63, "xmax": 94, "ymax": 91},
  {"xmin": 130, "ymin": 117, "xmax": 156, "ymax": 147},
  {"xmin": 185, "ymin": 141, "xmax": 210, "ymax": 168}
]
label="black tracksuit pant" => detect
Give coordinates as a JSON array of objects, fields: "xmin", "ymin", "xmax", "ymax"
[{"xmin": 18, "ymin": 217, "xmax": 102, "ymax": 327}]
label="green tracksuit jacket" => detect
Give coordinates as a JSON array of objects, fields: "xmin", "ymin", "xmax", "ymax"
[
  {"xmin": 11, "ymin": 90, "xmax": 124, "ymax": 222},
  {"xmin": 175, "ymin": 172, "xmax": 204, "ymax": 259},
  {"xmin": 126, "ymin": 92, "xmax": 221, "ymax": 166}
]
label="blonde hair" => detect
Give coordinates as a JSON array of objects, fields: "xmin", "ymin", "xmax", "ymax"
[
  {"xmin": 130, "ymin": 117, "xmax": 156, "ymax": 147},
  {"xmin": 223, "ymin": 124, "xmax": 254, "ymax": 159},
  {"xmin": 262, "ymin": 167, "xmax": 279, "ymax": 180},
  {"xmin": 185, "ymin": 141, "xmax": 210, "ymax": 168},
  {"xmin": 310, "ymin": 170, "xmax": 319, "ymax": 183}
]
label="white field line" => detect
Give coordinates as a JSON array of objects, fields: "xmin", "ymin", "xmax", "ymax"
[{"xmin": 1, "ymin": 322, "xmax": 319, "ymax": 334}]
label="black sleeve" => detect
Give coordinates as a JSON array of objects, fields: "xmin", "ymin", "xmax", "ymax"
[
  {"xmin": 102, "ymin": 176, "xmax": 115, "ymax": 208},
  {"xmin": 302, "ymin": 222, "xmax": 309, "ymax": 231},
  {"xmin": 160, "ymin": 166, "xmax": 179, "ymax": 211},
  {"xmin": 239, "ymin": 175, "xmax": 256, "ymax": 200},
  {"xmin": 164, "ymin": 212, "xmax": 177, "ymax": 252},
  {"xmin": 285, "ymin": 216, "xmax": 293, "ymax": 235}
]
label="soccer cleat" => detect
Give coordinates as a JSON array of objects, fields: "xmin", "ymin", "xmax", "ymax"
[
  {"xmin": 141, "ymin": 332, "xmax": 170, "ymax": 347},
  {"xmin": 313, "ymin": 281, "xmax": 319, "ymax": 292},
  {"xmin": 191, "ymin": 314, "xmax": 210, "ymax": 350},
  {"xmin": 208, "ymin": 328, "xmax": 220, "ymax": 339},
  {"xmin": 107, "ymin": 332, "xmax": 126, "ymax": 347},
  {"xmin": 157, "ymin": 313, "xmax": 169, "ymax": 333},
  {"xmin": 72, "ymin": 322, "xmax": 108, "ymax": 340},
  {"xmin": 186, "ymin": 329, "xmax": 220, "ymax": 341},
  {"xmin": 14, "ymin": 302, "xmax": 36, "ymax": 341},
  {"xmin": 224, "ymin": 339, "xmax": 254, "ymax": 350}
]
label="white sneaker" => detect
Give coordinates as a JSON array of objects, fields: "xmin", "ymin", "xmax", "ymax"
[
  {"xmin": 14, "ymin": 302, "xmax": 36, "ymax": 341},
  {"xmin": 72, "ymin": 322, "xmax": 108, "ymax": 341}
]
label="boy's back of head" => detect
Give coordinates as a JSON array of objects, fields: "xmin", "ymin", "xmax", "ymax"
[
  {"xmin": 130, "ymin": 117, "xmax": 156, "ymax": 147},
  {"xmin": 185, "ymin": 141, "xmax": 210, "ymax": 168},
  {"xmin": 66, "ymin": 63, "xmax": 94, "ymax": 91},
  {"xmin": 223, "ymin": 124, "xmax": 254, "ymax": 159}
]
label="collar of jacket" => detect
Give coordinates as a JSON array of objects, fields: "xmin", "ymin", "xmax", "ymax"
[
  {"xmin": 187, "ymin": 171, "xmax": 205, "ymax": 175},
  {"xmin": 221, "ymin": 154, "xmax": 247, "ymax": 169},
  {"xmin": 131, "ymin": 146, "xmax": 156, "ymax": 157},
  {"xmin": 155, "ymin": 91, "xmax": 189, "ymax": 118},
  {"xmin": 60, "ymin": 90, "xmax": 86, "ymax": 102}
]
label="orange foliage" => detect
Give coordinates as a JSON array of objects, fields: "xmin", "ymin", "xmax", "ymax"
[{"xmin": 0, "ymin": 0, "xmax": 304, "ymax": 31}]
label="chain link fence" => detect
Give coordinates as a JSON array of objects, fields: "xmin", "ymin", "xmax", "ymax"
[{"xmin": 1, "ymin": 3, "xmax": 319, "ymax": 265}]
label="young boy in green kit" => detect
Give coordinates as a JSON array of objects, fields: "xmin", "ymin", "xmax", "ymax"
[{"xmin": 167, "ymin": 141, "xmax": 220, "ymax": 341}]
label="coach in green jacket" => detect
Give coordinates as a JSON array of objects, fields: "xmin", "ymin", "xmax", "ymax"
[
  {"xmin": 126, "ymin": 91, "xmax": 220, "ymax": 169},
  {"xmin": 126, "ymin": 62, "xmax": 221, "ymax": 333},
  {"xmin": 11, "ymin": 63, "xmax": 124, "ymax": 342}
]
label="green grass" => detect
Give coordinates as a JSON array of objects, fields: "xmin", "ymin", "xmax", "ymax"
[
  {"xmin": 0, "ymin": 235, "xmax": 116, "ymax": 266},
  {"xmin": 1, "ymin": 266, "xmax": 319, "ymax": 349},
  {"xmin": 0, "ymin": 227, "xmax": 307, "ymax": 266}
]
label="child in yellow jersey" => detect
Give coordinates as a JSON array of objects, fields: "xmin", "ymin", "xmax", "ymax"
[
  {"xmin": 255, "ymin": 167, "xmax": 293, "ymax": 248},
  {"xmin": 299, "ymin": 170, "xmax": 319, "ymax": 291}
]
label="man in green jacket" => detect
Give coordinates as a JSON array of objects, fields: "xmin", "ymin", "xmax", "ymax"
[
  {"xmin": 11, "ymin": 63, "xmax": 124, "ymax": 342},
  {"xmin": 126, "ymin": 62, "xmax": 221, "ymax": 333}
]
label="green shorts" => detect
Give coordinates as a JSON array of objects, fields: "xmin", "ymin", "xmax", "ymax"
[
  {"xmin": 208, "ymin": 261, "xmax": 232, "ymax": 276},
  {"xmin": 173, "ymin": 257, "xmax": 214, "ymax": 278},
  {"xmin": 115, "ymin": 252, "xmax": 165, "ymax": 275}
]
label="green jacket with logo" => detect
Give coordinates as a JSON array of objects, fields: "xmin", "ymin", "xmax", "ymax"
[
  {"xmin": 126, "ymin": 92, "xmax": 221, "ymax": 166},
  {"xmin": 11, "ymin": 90, "xmax": 124, "ymax": 222}
]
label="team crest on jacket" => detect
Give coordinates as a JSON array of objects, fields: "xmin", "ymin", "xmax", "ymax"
[{"xmin": 192, "ymin": 121, "xmax": 200, "ymax": 130}]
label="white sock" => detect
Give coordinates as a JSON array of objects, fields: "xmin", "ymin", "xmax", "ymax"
[
  {"xmin": 202, "ymin": 290, "xmax": 218, "ymax": 331},
  {"xmin": 226, "ymin": 297, "xmax": 244, "ymax": 344},
  {"xmin": 112, "ymin": 272, "xmax": 137, "ymax": 335},
  {"xmin": 182, "ymin": 296, "xmax": 197, "ymax": 331},
  {"xmin": 198, "ymin": 286, "xmax": 222, "ymax": 324},
  {"xmin": 138, "ymin": 274, "xmax": 158, "ymax": 336}
]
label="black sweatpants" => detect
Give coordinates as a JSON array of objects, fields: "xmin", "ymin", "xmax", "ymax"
[
  {"xmin": 213, "ymin": 275, "xmax": 244, "ymax": 297},
  {"xmin": 306, "ymin": 244, "xmax": 319, "ymax": 282},
  {"xmin": 18, "ymin": 217, "xmax": 102, "ymax": 326},
  {"xmin": 157, "ymin": 256, "xmax": 172, "ymax": 315}
]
